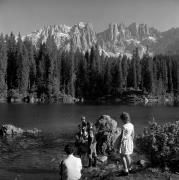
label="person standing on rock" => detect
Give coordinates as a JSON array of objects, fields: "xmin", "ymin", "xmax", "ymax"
[
  {"xmin": 119, "ymin": 112, "xmax": 134, "ymax": 176},
  {"xmin": 59, "ymin": 144, "xmax": 82, "ymax": 180},
  {"xmin": 81, "ymin": 116, "xmax": 87, "ymax": 130},
  {"xmin": 87, "ymin": 122, "xmax": 97, "ymax": 167}
]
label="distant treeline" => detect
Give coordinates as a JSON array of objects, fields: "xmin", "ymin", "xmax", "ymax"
[{"xmin": 0, "ymin": 32, "xmax": 179, "ymax": 102}]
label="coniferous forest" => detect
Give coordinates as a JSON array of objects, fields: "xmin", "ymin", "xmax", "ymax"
[{"xmin": 0, "ymin": 32, "xmax": 179, "ymax": 103}]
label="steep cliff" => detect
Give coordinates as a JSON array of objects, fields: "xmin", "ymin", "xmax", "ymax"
[{"xmin": 23, "ymin": 22, "xmax": 179, "ymax": 57}]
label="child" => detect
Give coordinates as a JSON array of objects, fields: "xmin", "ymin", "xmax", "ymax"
[
  {"xmin": 119, "ymin": 112, "xmax": 134, "ymax": 175},
  {"xmin": 59, "ymin": 144, "xmax": 82, "ymax": 180}
]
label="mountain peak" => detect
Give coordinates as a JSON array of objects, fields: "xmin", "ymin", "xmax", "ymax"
[
  {"xmin": 23, "ymin": 22, "xmax": 179, "ymax": 57},
  {"xmin": 78, "ymin": 21, "xmax": 86, "ymax": 28}
]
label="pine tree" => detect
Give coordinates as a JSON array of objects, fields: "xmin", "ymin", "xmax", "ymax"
[
  {"xmin": 16, "ymin": 33, "xmax": 29, "ymax": 95},
  {"xmin": 121, "ymin": 55, "xmax": 128, "ymax": 89},
  {"xmin": 166, "ymin": 56, "xmax": 173, "ymax": 93},
  {"xmin": 36, "ymin": 43, "xmax": 47, "ymax": 99},
  {"xmin": 75, "ymin": 52, "xmax": 87, "ymax": 98},
  {"xmin": 161, "ymin": 56, "xmax": 168, "ymax": 94},
  {"xmin": 6, "ymin": 32, "xmax": 17, "ymax": 90},
  {"xmin": 0, "ymin": 34, "xmax": 7, "ymax": 97},
  {"xmin": 141, "ymin": 53, "xmax": 153, "ymax": 93},
  {"xmin": 131, "ymin": 49, "xmax": 138, "ymax": 89},
  {"xmin": 103, "ymin": 58, "xmax": 112, "ymax": 95},
  {"xmin": 68, "ymin": 50, "xmax": 76, "ymax": 97},
  {"xmin": 45, "ymin": 35, "xmax": 59, "ymax": 98},
  {"xmin": 23, "ymin": 38, "xmax": 36, "ymax": 93},
  {"xmin": 111, "ymin": 57, "xmax": 123, "ymax": 96}
]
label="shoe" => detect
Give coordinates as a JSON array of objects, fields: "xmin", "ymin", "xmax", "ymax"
[{"xmin": 121, "ymin": 170, "xmax": 129, "ymax": 176}]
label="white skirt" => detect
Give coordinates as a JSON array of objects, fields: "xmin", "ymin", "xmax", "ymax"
[{"xmin": 120, "ymin": 138, "xmax": 133, "ymax": 155}]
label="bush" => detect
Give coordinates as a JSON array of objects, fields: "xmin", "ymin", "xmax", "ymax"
[{"xmin": 136, "ymin": 120, "xmax": 179, "ymax": 169}]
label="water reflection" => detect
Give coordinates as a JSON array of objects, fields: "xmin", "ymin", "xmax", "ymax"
[
  {"xmin": 0, "ymin": 104, "xmax": 179, "ymax": 179},
  {"xmin": 0, "ymin": 132, "xmax": 73, "ymax": 179}
]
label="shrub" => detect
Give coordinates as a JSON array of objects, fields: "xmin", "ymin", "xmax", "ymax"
[{"xmin": 136, "ymin": 120, "xmax": 179, "ymax": 169}]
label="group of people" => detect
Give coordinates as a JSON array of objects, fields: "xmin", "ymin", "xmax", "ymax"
[
  {"xmin": 75, "ymin": 116, "xmax": 97, "ymax": 167},
  {"xmin": 75, "ymin": 116, "xmax": 91, "ymax": 145},
  {"xmin": 59, "ymin": 112, "xmax": 135, "ymax": 180}
]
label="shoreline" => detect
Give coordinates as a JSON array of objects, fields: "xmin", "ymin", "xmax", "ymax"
[
  {"xmin": 0, "ymin": 121, "xmax": 179, "ymax": 180},
  {"xmin": 1, "ymin": 160, "xmax": 179, "ymax": 180},
  {"xmin": 0, "ymin": 93, "xmax": 178, "ymax": 105}
]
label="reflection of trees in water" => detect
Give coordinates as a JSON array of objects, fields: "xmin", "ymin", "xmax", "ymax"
[{"xmin": 0, "ymin": 132, "xmax": 73, "ymax": 173}]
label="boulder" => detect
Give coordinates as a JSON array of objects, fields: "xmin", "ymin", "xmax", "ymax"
[
  {"xmin": 2, "ymin": 124, "xmax": 41, "ymax": 135},
  {"xmin": 137, "ymin": 159, "xmax": 150, "ymax": 168},
  {"xmin": 97, "ymin": 155, "xmax": 108, "ymax": 163},
  {"xmin": 3, "ymin": 124, "xmax": 24, "ymax": 134},
  {"xmin": 95, "ymin": 115, "xmax": 121, "ymax": 155}
]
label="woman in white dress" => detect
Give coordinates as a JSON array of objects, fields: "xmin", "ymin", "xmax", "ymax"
[{"xmin": 119, "ymin": 112, "xmax": 134, "ymax": 175}]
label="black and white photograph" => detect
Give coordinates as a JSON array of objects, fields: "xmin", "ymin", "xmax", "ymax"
[{"xmin": 0, "ymin": 0, "xmax": 179, "ymax": 179}]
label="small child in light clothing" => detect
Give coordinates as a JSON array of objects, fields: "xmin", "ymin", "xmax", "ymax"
[
  {"xmin": 119, "ymin": 112, "xmax": 134, "ymax": 175},
  {"xmin": 59, "ymin": 144, "xmax": 82, "ymax": 180}
]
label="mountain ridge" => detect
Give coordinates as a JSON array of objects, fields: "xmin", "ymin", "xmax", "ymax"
[{"xmin": 23, "ymin": 22, "xmax": 179, "ymax": 57}]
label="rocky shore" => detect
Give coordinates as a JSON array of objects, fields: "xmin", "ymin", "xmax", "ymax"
[
  {"xmin": 1, "ymin": 157, "xmax": 178, "ymax": 180},
  {"xmin": 0, "ymin": 116, "xmax": 179, "ymax": 180}
]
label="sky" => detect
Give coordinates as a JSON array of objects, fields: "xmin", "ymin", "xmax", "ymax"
[{"xmin": 0, "ymin": 0, "xmax": 179, "ymax": 35}]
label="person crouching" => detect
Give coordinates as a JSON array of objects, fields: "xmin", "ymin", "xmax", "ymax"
[{"xmin": 59, "ymin": 144, "xmax": 82, "ymax": 180}]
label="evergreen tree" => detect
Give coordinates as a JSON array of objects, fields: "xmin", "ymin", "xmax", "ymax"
[
  {"xmin": 75, "ymin": 52, "xmax": 87, "ymax": 98},
  {"xmin": 45, "ymin": 35, "xmax": 59, "ymax": 98},
  {"xmin": 121, "ymin": 55, "xmax": 128, "ymax": 89},
  {"xmin": 161, "ymin": 56, "xmax": 168, "ymax": 93},
  {"xmin": 6, "ymin": 32, "xmax": 17, "ymax": 90},
  {"xmin": 111, "ymin": 57, "xmax": 123, "ymax": 96},
  {"xmin": 68, "ymin": 50, "xmax": 76, "ymax": 97},
  {"xmin": 0, "ymin": 34, "xmax": 7, "ymax": 97},
  {"xmin": 166, "ymin": 56, "xmax": 173, "ymax": 93},
  {"xmin": 103, "ymin": 58, "xmax": 112, "ymax": 95},
  {"xmin": 135, "ymin": 48, "xmax": 141, "ymax": 89},
  {"xmin": 141, "ymin": 53, "xmax": 153, "ymax": 93},
  {"xmin": 16, "ymin": 33, "xmax": 29, "ymax": 95},
  {"xmin": 36, "ymin": 43, "xmax": 47, "ymax": 98},
  {"xmin": 131, "ymin": 49, "xmax": 138, "ymax": 89},
  {"xmin": 24, "ymin": 38, "xmax": 36, "ymax": 92}
]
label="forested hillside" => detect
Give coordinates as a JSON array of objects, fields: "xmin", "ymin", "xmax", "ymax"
[{"xmin": 0, "ymin": 33, "xmax": 179, "ymax": 103}]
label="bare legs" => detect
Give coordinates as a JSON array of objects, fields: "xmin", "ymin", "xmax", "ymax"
[
  {"xmin": 126, "ymin": 154, "xmax": 132, "ymax": 170},
  {"xmin": 121, "ymin": 155, "xmax": 128, "ymax": 172},
  {"xmin": 121, "ymin": 154, "xmax": 132, "ymax": 172}
]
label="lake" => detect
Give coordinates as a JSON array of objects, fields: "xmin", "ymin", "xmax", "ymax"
[{"xmin": 0, "ymin": 103, "xmax": 179, "ymax": 180}]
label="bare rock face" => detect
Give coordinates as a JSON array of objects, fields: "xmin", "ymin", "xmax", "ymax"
[
  {"xmin": 128, "ymin": 22, "xmax": 139, "ymax": 38},
  {"xmin": 23, "ymin": 22, "xmax": 179, "ymax": 57},
  {"xmin": 25, "ymin": 22, "xmax": 97, "ymax": 53},
  {"xmin": 138, "ymin": 24, "xmax": 149, "ymax": 39},
  {"xmin": 95, "ymin": 115, "xmax": 121, "ymax": 155},
  {"xmin": 70, "ymin": 22, "xmax": 97, "ymax": 52},
  {"xmin": 97, "ymin": 23, "xmax": 160, "ymax": 57}
]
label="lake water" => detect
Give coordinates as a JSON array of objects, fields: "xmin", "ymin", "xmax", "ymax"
[{"xmin": 0, "ymin": 103, "xmax": 179, "ymax": 180}]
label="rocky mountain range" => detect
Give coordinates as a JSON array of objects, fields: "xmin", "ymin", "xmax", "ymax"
[{"xmin": 23, "ymin": 22, "xmax": 179, "ymax": 57}]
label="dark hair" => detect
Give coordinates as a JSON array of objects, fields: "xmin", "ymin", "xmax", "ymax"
[
  {"xmin": 64, "ymin": 144, "xmax": 74, "ymax": 155},
  {"xmin": 120, "ymin": 112, "xmax": 131, "ymax": 123},
  {"xmin": 81, "ymin": 116, "xmax": 86, "ymax": 121}
]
